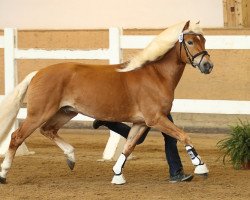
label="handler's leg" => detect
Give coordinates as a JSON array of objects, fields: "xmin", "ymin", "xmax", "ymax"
[
  {"xmin": 147, "ymin": 114, "xmax": 209, "ymax": 176},
  {"xmin": 93, "ymin": 121, "xmax": 130, "ymax": 138},
  {"xmin": 163, "ymin": 134, "xmax": 195, "ymax": 182},
  {"xmin": 163, "ymin": 114, "xmax": 183, "ymax": 176},
  {"xmin": 163, "ymin": 115, "xmax": 193, "ymax": 182},
  {"xmin": 93, "ymin": 120, "xmax": 150, "ymax": 144},
  {"xmin": 111, "ymin": 124, "xmax": 148, "ymax": 184}
]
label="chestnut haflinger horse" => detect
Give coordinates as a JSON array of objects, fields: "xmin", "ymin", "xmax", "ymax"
[{"xmin": 0, "ymin": 21, "xmax": 213, "ymax": 185}]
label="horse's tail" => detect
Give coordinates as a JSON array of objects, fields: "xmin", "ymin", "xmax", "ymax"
[{"xmin": 0, "ymin": 71, "xmax": 38, "ymax": 144}]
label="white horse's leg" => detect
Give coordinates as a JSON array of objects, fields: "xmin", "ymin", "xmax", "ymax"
[
  {"xmin": 111, "ymin": 153, "xmax": 127, "ymax": 184},
  {"xmin": 0, "ymin": 151, "xmax": 14, "ymax": 183},
  {"xmin": 0, "ymin": 116, "xmax": 46, "ymax": 184},
  {"xmin": 111, "ymin": 124, "xmax": 147, "ymax": 185},
  {"xmin": 185, "ymin": 145, "xmax": 209, "ymax": 175}
]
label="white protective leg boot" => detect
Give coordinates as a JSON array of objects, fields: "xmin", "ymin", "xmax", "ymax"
[
  {"xmin": 111, "ymin": 153, "xmax": 127, "ymax": 184},
  {"xmin": 185, "ymin": 145, "xmax": 209, "ymax": 175}
]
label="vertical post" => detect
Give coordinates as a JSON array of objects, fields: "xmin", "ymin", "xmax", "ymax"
[
  {"xmin": 0, "ymin": 28, "xmax": 32, "ymax": 157},
  {"xmin": 4, "ymin": 28, "xmax": 17, "ymax": 94},
  {"xmin": 0, "ymin": 28, "xmax": 17, "ymax": 156},
  {"xmin": 102, "ymin": 28, "xmax": 127, "ymax": 161},
  {"xmin": 108, "ymin": 27, "xmax": 122, "ymax": 64}
]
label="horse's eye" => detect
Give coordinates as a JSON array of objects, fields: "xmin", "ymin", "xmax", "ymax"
[{"xmin": 187, "ymin": 40, "xmax": 193, "ymax": 45}]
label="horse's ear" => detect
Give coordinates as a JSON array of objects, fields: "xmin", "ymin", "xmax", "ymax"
[{"xmin": 182, "ymin": 20, "xmax": 190, "ymax": 31}]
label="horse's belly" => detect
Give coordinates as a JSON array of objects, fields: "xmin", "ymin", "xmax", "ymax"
[
  {"xmin": 61, "ymin": 95, "xmax": 137, "ymax": 122},
  {"xmin": 80, "ymin": 102, "xmax": 134, "ymax": 122}
]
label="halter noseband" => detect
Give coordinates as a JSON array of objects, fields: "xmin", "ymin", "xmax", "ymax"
[{"xmin": 179, "ymin": 32, "xmax": 209, "ymax": 68}]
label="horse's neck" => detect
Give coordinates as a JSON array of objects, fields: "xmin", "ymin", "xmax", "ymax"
[{"xmin": 152, "ymin": 46, "xmax": 186, "ymax": 90}]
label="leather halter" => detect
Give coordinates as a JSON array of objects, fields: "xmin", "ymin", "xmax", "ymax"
[{"xmin": 179, "ymin": 32, "xmax": 209, "ymax": 68}]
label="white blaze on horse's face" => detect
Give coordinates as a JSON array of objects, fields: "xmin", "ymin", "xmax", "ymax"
[{"xmin": 182, "ymin": 33, "xmax": 214, "ymax": 74}]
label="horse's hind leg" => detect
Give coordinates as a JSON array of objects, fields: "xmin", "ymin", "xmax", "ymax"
[
  {"xmin": 0, "ymin": 116, "xmax": 47, "ymax": 183},
  {"xmin": 40, "ymin": 107, "xmax": 77, "ymax": 170}
]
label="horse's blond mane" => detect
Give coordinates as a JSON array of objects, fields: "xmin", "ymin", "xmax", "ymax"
[{"xmin": 118, "ymin": 21, "xmax": 203, "ymax": 72}]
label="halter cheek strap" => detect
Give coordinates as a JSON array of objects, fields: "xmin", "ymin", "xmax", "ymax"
[{"xmin": 179, "ymin": 33, "xmax": 209, "ymax": 68}]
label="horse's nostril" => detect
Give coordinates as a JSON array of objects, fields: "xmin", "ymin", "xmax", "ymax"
[
  {"xmin": 203, "ymin": 62, "xmax": 213, "ymax": 69},
  {"xmin": 204, "ymin": 62, "xmax": 210, "ymax": 68}
]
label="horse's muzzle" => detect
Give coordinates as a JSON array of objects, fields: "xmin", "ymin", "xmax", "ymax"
[{"xmin": 200, "ymin": 61, "xmax": 213, "ymax": 74}]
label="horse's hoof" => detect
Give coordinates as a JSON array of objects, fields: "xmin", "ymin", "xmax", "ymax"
[
  {"xmin": 67, "ymin": 159, "xmax": 75, "ymax": 171},
  {"xmin": 0, "ymin": 177, "xmax": 6, "ymax": 184},
  {"xmin": 194, "ymin": 163, "xmax": 209, "ymax": 175},
  {"xmin": 111, "ymin": 174, "xmax": 126, "ymax": 185}
]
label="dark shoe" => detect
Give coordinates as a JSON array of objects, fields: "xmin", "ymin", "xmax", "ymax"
[
  {"xmin": 92, "ymin": 119, "xmax": 105, "ymax": 129},
  {"xmin": 169, "ymin": 172, "xmax": 193, "ymax": 183}
]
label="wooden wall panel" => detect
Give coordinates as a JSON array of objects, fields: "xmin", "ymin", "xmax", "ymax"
[{"xmin": 223, "ymin": 0, "xmax": 250, "ymax": 27}]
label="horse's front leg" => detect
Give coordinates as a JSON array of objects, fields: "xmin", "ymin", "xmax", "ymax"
[
  {"xmin": 111, "ymin": 124, "xmax": 148, "ymax": 185},
  {"xmin": 146, "ymin": 113, "xmax": 209, "ymax": 176}
]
